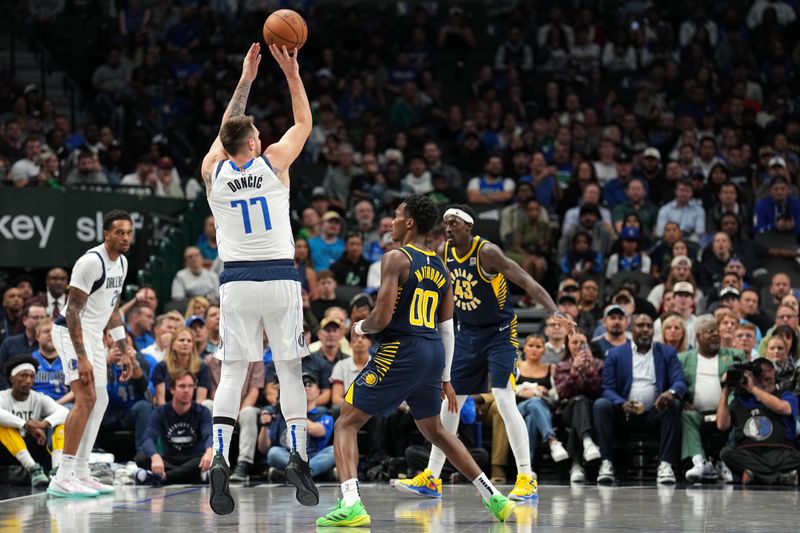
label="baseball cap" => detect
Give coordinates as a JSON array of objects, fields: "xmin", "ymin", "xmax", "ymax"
[
  {"xmin": 720, "ymin": 287, "xmax": 740, "ymax": 299},
  {"xmin": 301, "ymin": 372, "xmax": 319, "ymax": 385},
  {"xmin": 616, "ymin": 151, "xmax": 632, "ymax": 164},
  {"xmin": 770, "ymin": 156, "xmax": 787, "ymax": 169},
  {"xmin": 643, "ymin": 147, "xmax": 661, "ymax": 161},
  {"xmin": 604, "ymin": 305, "xmax": 627, "ymax": 318},
  {"xmin": 185, "ymin": 315, "xmax": 205, "ymax": 327},
  {"xmin": 579, "ymin": 203, "xmax": 601, "ymax": 218},
  {"xmin": 558, "ymin": 279, "xmax": 580, "ymax": 292},
  {"xmin": 320, "ymin": 317, "xmax": 343, "ymax": 329},
  {"xmin": 311, "ymin": 186, "xmax": 328, "ymax": 199},
  {"xmin": 673, "ymin": 281, "xmax": 695, "ymax": 295},
  {"xmin": 557, "ymin": 293, "xmax": 578, "ymax": 305},
  {"xmin": 671, "ymin": 255, "xmax": 693, "ymax": 269},
  {"xmin": 620, "ymin": 226, "xmax": 640, "ymax": 240},
  {"xmin": 322, "ymin": 211, "xmax": 342, "ymax": 222}
]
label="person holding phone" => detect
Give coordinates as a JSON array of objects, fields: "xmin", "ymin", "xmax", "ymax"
[{"xmin": 554, "ymin": 332, "xmax": 604, "ymax": 483}]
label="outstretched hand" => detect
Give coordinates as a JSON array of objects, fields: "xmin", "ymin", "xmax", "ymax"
[
  {"xmin": 551, "ymin": 312, "xmax": 577, "ymax": 335},
  {"xmin": 269, "ymin": 44, "xmax": 300, "ymax": 78},
  {"xmin": 241, "ymin": 42, "xmax": 262, "ymax": 82}
]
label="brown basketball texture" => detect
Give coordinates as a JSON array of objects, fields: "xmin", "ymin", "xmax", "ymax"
[{"xmin": 263, "ymin": 9, "xmax": 307, "ymax": 50}]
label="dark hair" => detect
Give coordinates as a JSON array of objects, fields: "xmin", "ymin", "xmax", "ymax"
[
  {"xmin": 219, "ymin": 115, "xmax": 255, "ymax": 155},
  {"xmin": 741, "ymin": 288, "xmax": 760, "ymax": 301},
  {"xmin": 204, "ymin": 303, "xmax": 220, "ymax": 319},
  {"xmin": 4, "ymin": 355, "xmax": 38, "ymax": 380},
  {"xmin": 404, "ymin": 195, "xmax": 439, "ymax": 235},
  {"xmin": 774, "ymin": 325, "xmax": 798, "ymax": 355},
  {"xmin": 346, "ymin": 231, "xmax": 365, "ymax": 243},
  {"xmin": 169, "ymin": 369, "xmax": 196, "ymax": 389},
  {"xmin": 77, "ymin": 150, "xmax": 94, "ymax": 161},
  {"xmin": 103, "ymin": 210, "xmax": 132, "ymax": 231},
  {"xmin": 23, "ymin": 304, "xmax": 45, "ymax": 317}
]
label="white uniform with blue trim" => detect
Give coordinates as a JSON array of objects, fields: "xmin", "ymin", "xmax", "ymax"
[
  {"xmin": 52, "ymin": 243, "xmax": 127, "ymax": 387},
  {"xmin": 207, "ymin": 156, "xmax": 309, "ymax": 362}
]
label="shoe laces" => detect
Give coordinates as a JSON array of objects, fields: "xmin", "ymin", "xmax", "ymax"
[{"xmin": 406, "ymin": 469, "xmax": 433, "ymax": 487}]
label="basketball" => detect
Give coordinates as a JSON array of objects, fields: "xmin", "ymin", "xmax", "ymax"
[{"xmin": 263, "ymin": 9, "xmax": 308, "ymax": 50}]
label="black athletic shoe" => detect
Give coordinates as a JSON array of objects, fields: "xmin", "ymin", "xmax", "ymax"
[
  {"xmin": 285, "ymin": 451, "xmax": 319, "ymax": 506},
  {"xmin": 209, "ymin": 454, "xmax": 235, "ymax": 515},
  {"xmin": 229, "ymin": 461, "xmax": 251, "ymax": 483}
]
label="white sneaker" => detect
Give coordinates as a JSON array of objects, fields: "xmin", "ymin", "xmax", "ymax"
[
  {"xmin": 583, "ymin": 442, "xmax": 601, "ymax": 462},
  {"xmin": 77, "ymin": 476, "xmax": 114, "ymax": 494},
  {"xmin": 657, "ymin": 463, "xmax": 676, "ymax": 484},
  {"xmin": 549, "ymin": 440, "xmax": 569, "ymax": 463},
  {"xmin": 48, "ymin": 476, "xmax": 99, "ymax": 498},
  {"xmin": 597, "ymin": 460, "xmax": 615, "ymax": 484},
  {"xmin": 570, "ymin": 464, "xmax": 585, "ymax": 483},
  {"xmin": 685, "ymin": 462, "xmax": 705, "ymax": 483},
  {"xmin": 717, "ymin": 461, "xmax": 733, "ymax": 484},
  {"xmin": 702, "ymin": 461, "xmax": 719, "ymax": 480}
]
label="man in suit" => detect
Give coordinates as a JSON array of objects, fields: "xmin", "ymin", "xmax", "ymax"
[
  {"xmin": 678, "ymin": 315, "xmax": 741, "ymax": 482},
  {"xmin": 593, "ymin": 313, "xmax": 687, "ymax": 484},
  {"xmin": 24, "ymin": 268, "xmax": 69, "ymax": 319}
]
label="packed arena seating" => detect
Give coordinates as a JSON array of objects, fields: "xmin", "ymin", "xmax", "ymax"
[{"xmin": 2, "ymin": 0, "xmax": 800, "ymax": 488}]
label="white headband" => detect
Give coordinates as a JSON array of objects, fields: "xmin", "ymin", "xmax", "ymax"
[
  {"xmin": 444, "ymin": 208, "xmax": 474, "ymax": 225},
  {"xmin": 10, "ymin": 363, "xmax": 36, "ymax": 377}
]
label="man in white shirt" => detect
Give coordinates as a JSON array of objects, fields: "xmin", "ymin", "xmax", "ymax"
[
  {"xmin": 593, "ymin": 314, "xmax": 687, "ymax": 484},
  {"xmin": 678, "ymin": 315, "xmax": 741, "ymax": 482},
  {"xmin": 10, "ymin": 137, "xmax": 43, "ymax": 185},
  {"xmin": 141, "ymin": 313, "xmax": 182, "ymax": 363},
  {"xmin": 171, "ymin": 246, "xmax": 220, "ymax": 301},
  {"xmin": 330, "ymin": 333, "xmax": 371, "ymax": 415},
  {"xmin": 0, "ymin": 356, "xmax": 69, "ymax": 487}
]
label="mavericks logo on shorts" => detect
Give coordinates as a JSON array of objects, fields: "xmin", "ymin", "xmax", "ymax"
[
  {"xmin": 357, "ymin": 370, "xmax": 379, "ymax": 387},
  {"xmin": 69, "ymin": 359, "xmax": 78, "ymax": 371},
  {"xmin": 298, "ymin": 334, "xmax": 305, "ymax": 347}
]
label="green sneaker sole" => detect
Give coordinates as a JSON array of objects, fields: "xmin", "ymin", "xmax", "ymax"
[{"xmin": 47, "ymin": 487, "xmax": 97, "ymax": 498}]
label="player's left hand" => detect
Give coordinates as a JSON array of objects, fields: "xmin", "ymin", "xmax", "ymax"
[
  {"xmin": 199, "ymin": 448, "xmax": 214, "ymax": 472},
  {"xmin": 551, "ymin": 312, "xmax": 577, "ymax": 335},
  {"xmin": 441, "ymin": 381, "xmax": 458, "ymax": 413},
  {"xmin": 269, "ymin": 44, "xmax": 299, "ymax": 78},
  {"xmin": 240, "ymin": 42, "xmax": 262, "ymax": 82}
]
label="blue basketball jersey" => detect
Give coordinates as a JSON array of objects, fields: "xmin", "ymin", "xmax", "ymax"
[
  {"xmin": 444, "ymin": 236, "xmax": 515, "ymax": 327},
  {"xmin": 31, "ymin": 350, "xmax": 69, "ymax": 401},
  {"xmin": 377, "ymin": 245, "xmax": 450, "ymax": 343}
]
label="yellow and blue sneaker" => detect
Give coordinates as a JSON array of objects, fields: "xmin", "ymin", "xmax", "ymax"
[
  {"xmin": 316, "ymin": 499, "xmax": 371, "ymax": 527},
  {"xmin": 484, "ymin": 494, "xmax": 516, "ymax": 522},
  {"xmin": 508, "ymin": 473, "xmax": 538, "ymax": 501},
  {"xmin": 394, "ymin": 468, "xmax": 442, "ymax": 499}
]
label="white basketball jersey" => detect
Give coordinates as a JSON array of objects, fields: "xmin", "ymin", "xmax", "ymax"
[
  {"xmin": 64, "ymin": 243, "xmax": 127, "ymax": 341},
  {"xmin": 208, "ymin": 156, "xmax": 295, "ymax": 262}
]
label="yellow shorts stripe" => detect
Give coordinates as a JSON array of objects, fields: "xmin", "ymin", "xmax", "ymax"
[{"xmin": 345, "ymin": 382, "xmax": 355, "ymax": 405}]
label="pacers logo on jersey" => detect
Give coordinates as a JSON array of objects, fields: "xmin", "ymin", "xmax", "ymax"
[
  {"xmin": 357, "ymin": 370, "xmax": 379, "ymax": 387},
  {"xmin": 451, "ymin": 267, "xmax": 481, "ymax": 311}
]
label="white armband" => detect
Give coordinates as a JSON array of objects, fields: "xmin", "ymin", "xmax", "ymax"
[
  {"xmin": 110, "ymin": 326, "xmax": 127, "ymax": 342},
  {"xmin": 354, "ymin": 320, "xmax": 366, "ymax": 336},
  {"xmin": 439, "ymin": 319, "xmax": 455, "ymax": 382}
]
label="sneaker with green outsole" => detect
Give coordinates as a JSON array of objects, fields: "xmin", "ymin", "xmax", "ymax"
[
  {"xmin": 316, "ymin": 499, "xmax": 372, "ymax": 527},
  {"xmin": 483, "ymin": 493, "xmax": 516, "ymax": 522}
]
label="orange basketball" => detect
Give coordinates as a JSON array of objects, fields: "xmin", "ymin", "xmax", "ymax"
[{"xmin": 263, "ymin": 9, "xmax": 307, "ymax": 50}]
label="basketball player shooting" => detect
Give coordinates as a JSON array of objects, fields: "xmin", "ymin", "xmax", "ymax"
[{"xmin": 200, "ymin": 43, "xmax": 317, "ymax": 515}]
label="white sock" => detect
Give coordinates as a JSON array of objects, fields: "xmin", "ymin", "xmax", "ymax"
[
  {"xmin": 583, "ymin": 435, "xmax": 596, "ymax": 449},
  {"xmin": 660, "ymin": 461, "xmax": 672, "ymax": 469},
  {"xmin": 75, "ymin": 457, "xmax": 90, "ymax": 479},
  {"xmin": 52, "ymin": 449, "xmax": 63, "ymax": 468},
  {"xmin": 213, "ymin": 359, "xmax": 248, "ymax": 464},
  {"xmin": 692, "ymin": 454, "xmax": 704, "ymax": 467},
  {"xmin": 472, "ymin": 472, "xmax": 500, "ymax": 501},
  {"xmin": 428, "ymin": 395, "xmax": 466, "ymax": 478},
  {"xmin": 341, "ymin": 478, "xmax": 361, "ymax": 506},
  {"xmin": 288, "ymin": 420, "xmax": 308, "ymax": 461},
  {"xmin": 492, "ymin": 386, "xmax": 532, "ymax": 476},
  {"xmin": 57, "ymin": 454, "xmax": 75, "ymax": 481},
  {"xmin": 16, "ymin": 449, "xmax": 36, "ymax": 470}
]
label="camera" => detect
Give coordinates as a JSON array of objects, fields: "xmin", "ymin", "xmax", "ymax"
[
  {"xmin": 260, "ymin": 404, "xmax": 279, "ymax": 426},
  {"xmin": 722, "ymin": 362, "xmax": 761, "ymax": 392}
]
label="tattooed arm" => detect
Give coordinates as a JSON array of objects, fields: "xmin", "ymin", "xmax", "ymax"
[
  {"xmin": 65, "ymin": 288, "xmax": 93, "ymax": 385},
  {"xmin": 200, "ymin": 43, "xmax": 262, "ymax": 194},
  {"xmin": 264, "ymin": 45, "xmax": 312, "ymax": 188}
]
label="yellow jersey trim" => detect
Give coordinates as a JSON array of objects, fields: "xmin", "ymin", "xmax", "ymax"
[
  {"xmin": 475, "ymin": 239, "xmax": 494, "ymax": 283},
  {"xmin": 451, "ymin": 236, "xmax": 480, "ymax": 264},
  {"xmin": 407, "ymin": 244, "xmax": 436, "ymax": 256}
]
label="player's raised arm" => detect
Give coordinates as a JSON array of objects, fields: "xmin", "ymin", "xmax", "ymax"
[
  {"xmin": 201, "ymin": 43, "xmax": 262, "ymax": 192},
  {"xmin": 352, "ymin": 250, "xmax": 406, "ymax": 335},
  {"xmin": 479, "ymin": 242, "xmax": 559, "ymax": 313},
  {"xmin": 264, "ymin": 44, "xmax": 312, "ymax": 186}
]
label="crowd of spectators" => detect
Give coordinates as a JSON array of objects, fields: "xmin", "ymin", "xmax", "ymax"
[{"xmin": 3, "ymin": 0, "xmax": 800, "ymax": 486}]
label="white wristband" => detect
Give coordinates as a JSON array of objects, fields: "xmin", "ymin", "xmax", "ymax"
[
  {"xmin": 110, "ymin": 326, "xmax": 127, "ymax": 342},
  {"xmin": 354, "ymin": 320, "xmax": 366, "ymax": 336}
]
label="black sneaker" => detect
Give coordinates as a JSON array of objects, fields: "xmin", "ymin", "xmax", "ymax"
[
  {"xmin": 229, "ymin": 462, "xmax": 251, "ymax": 483},
  {"xmin": 267, "ymin": 467, "xmax": 286, "ymax": 484},
  {"xmin": 209, "ymin": 454, "xmax": 235, "ymax": 515},
  {"xmin": 285, "ymin": 451, "xmax": 319, "ymax": 506}
]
